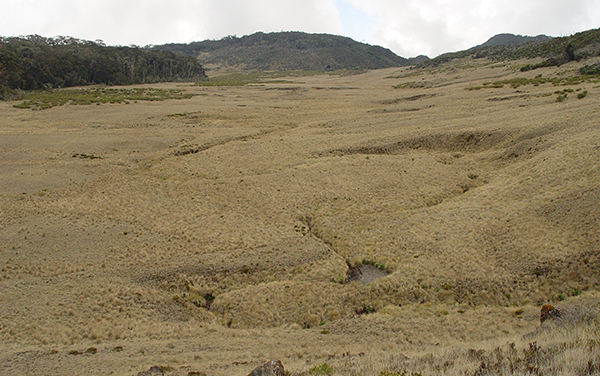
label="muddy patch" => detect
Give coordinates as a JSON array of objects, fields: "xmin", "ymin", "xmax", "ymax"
[{"xmin": 346, "ymin": 264, "xmax": 390, "ymax": 285}]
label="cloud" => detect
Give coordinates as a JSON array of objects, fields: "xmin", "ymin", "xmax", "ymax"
[
  {"xmin": 1, "ymin": 0, "xmax": 598, "ymax": 56},
  {"xmin": 199, "ymin": 0, "xmax": 343, "ymax": 41},
  {"xmin": 346, "ymin": 0, "xmax": 600, "ymax": 57},
  {"xmin": 0, "ymin": 0, "xmax": 343, "ymax": 46},
  {"xmin": 336, "ymin": 0, "xmax": 378, "ymax": 43}
]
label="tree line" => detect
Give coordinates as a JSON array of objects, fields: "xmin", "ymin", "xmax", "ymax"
[{"xmin": 1, "ymin": 35, "xmax": 206, "ymax": 98}]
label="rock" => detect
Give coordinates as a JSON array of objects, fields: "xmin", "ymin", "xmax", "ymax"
[
  {"xmin": 136, "ymin": 365, "xmax": 176, "ymax": 375},
  {"xmin": 136, "ymin": 365, "xmax": 164, "ymax": 375},
  {"xmin": 540, "ymin": 304, "xmax": 561, "ymax": 325},
  {"xmin": 248, "ymin": 359, "xmax": 285, "ymax": 376}
]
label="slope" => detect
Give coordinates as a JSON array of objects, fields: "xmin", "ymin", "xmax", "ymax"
[
  {"xmin": 154, "ymin": 31, "xmax": 413, "ymax": 70},
  {"xmin": 421, "ymin": 27, "xmax": 600, "ymax": 67},
  {"xmin": 0, "ymin": 56, "xmax": 599, "ymax": 375}
]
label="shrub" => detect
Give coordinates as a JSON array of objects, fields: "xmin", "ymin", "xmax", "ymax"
[
  {"xmin": 12, "ymin": 87, "xmax": 195, "ymax": 110},
  {"xmin": 309, "ymin": 363, "xmax": 334, "ymax": 375},
  {"xmin": 580, "ymin": 63, "xmax": 600, "ymax": 75}
]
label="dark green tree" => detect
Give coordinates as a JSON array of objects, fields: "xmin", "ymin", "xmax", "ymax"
[
  {"xmin": 0, "ymin": 35, "xmax": 207, "ymax": 94},
  {"xmin": 0, "ymin": 48, "xmax": 23, "ymax": 97}
]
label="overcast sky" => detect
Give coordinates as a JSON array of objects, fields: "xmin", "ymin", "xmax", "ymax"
[{"xmin": 1, "ymin": 0, "xmax": 598, "ymax": 57}]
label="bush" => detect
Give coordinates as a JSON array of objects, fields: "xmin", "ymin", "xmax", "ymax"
[
  {"xmin": 12, "ymin": 87, "xmax": 195, "ymax": 110},
  {"xmin": 580, "ymin": 63, "xmax": 600, "ymax": 75},
  {"xmin": 309, "ymin": 363, "xmax": 334, "ymax": 375}
]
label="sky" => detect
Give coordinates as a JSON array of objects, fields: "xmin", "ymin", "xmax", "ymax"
[{"xmin": 1, "ymin": 0, "xmax": 599, "ymax": 58}]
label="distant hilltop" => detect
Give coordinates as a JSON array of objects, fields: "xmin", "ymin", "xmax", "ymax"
[
  {"xmin": 476, "ymin": 33, "xmax": 551, "ymax": 48},
  {"xmin": 151, "ymin": 29, "xmax": 600, "ymax": 72},
  {"xmin": 418, "ymin": 28, "xmax": 600, "ymax": 68},
  {"xmin": 152, "ymin": 31, "xmax": 425, "ymax": 71}
]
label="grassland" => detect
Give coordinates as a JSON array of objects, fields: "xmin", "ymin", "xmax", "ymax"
[
  {"xmin": 12, "ymin": 87, "xmax": 196, "ymax": 110},
  {"xmin": 0, "ymin": 57, "xmax": 599, "ymax": 375},
  {"xmin": 195, "ymin": 69, "xmax": 365, "ymax": 86}
]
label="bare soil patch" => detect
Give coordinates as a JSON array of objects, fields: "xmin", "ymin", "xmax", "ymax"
[{"xmin": 346, "ymin": 264, "xmax": 390, "ymax": 285}]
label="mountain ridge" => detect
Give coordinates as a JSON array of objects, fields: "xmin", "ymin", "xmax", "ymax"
[
  {"xmin": 151, "ymin": 29, "xmax": 600, "ymax": 72},
  {"xmin": 475, "ymin": 33, "xmax": 551, "ymax": 48},
  {"xmin": 419, "ymin": 27, "xmax": 600, "ymax": 68},
  {"xmin": 153, "ymin": 31, "xmax": 417, "ymax": 71}
]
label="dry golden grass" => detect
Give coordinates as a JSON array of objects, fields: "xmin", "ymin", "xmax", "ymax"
[{"xmin": 0, "ymin": 57, "xmax": 599, "ymax": 375}]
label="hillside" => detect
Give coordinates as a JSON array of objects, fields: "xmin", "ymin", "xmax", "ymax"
[
  {"xmin": 420, "ymin": 28, "xmax": 600, "ymax": 67},
  {"xmin": 153, "ymin": 31, "xmax": 416, "ymax": 70},
  {"xmin": 476, "ymin": 33, "xmax": 550, "ymax": 48}
]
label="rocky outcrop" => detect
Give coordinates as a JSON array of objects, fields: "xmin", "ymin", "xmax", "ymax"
[
  {"xmin": 136, "ymin": 366, "xmax": 167, "ymax": 375},
  {"xmin": 248, "ymin": 359, "xmax": 285, "ymax": 376},
  {"xmin": 540, "ymin": 304, "xmax": 561, "ymax": 325}
]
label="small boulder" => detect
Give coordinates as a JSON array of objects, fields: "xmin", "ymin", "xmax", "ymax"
[
  {"xmin": 540, "ymin": 304, "xmax": 561, "ymax": 325},
  {"xmin": 248, "ymin": 359, "xmax": 285, "ymax": 376},
  {"xmin": 136, "ymin": 365, "xmax": 165, "ymax": 375}
]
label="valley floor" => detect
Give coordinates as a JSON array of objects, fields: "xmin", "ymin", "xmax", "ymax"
[{"xmin": 1, "ymin": 58, "xmax": 599, "ymax": 375}]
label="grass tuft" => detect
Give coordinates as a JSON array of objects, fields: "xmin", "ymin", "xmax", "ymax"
[
  {"xmin": 466, "ymin": 74, "xmax": 600, "ymax": 91},
  {"xmin": 308, "ymin": 363, "xmax": 334, "ymax": 375}
]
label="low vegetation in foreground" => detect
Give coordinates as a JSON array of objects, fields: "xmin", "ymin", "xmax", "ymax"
[
  {"xmin": 301, "ymin": 301, "xmax": 600, "ymax": 376},
  {"xmin": 134, "ymin": 299, "xmax": 600, "ymax": 375}
]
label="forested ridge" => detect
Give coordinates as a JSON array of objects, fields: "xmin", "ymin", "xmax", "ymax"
[
  {"xmin": 154, "ymin": 31, "xmax": 422, "ymax": 70},
  {"xmin": 419, "ymin": 28, "xmax": 600, "ymax": 68},
  {"xmin": 0, "ymin": 35, "xmax": 206, "ymax": 98}
]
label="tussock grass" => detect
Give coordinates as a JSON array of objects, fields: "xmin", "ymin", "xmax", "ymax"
[
  {"xmin": 1, "ymin": 61, "xmax": 599, "ymax": 375},
  {"xmin": 465, "ymin": 73, "xmax": 600, "ymax": 91},
  {"xmin": 12, "ymin": 87, "xmax": 195, "ymax": 110},
  {"xmin": 290, "ymin": 299, "xmax": 600, "ymax": 375},
  {"xmin": 197, "ymin": 69, "xmax": 362, "ymax": 86}
]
